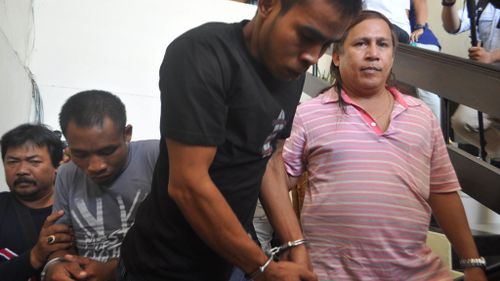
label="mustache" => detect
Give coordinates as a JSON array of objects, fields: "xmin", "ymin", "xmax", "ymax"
[{"xmin": 13, "ymin": 177, "xmax": 37, "ymax": 187}]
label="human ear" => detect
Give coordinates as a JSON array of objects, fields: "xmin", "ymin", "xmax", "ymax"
[
  {"xmin": 258, "ymin": 0, "xmax": 278, "ymax": 18},
  {"xmin": 332, "ymin": 52, "xmax": 340, "ymax": 67},
  {"xmin": 124, "ymin": 125, "xmax": 133, "ymax": 143}
]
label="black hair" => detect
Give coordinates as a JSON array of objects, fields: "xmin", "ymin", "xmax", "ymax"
[
  {"xmin": 279, "ymin": 0, "xmax": 362, "ymax": 17},
  {"xmin": 1, "ymin": 123, "xmax": 64, "ymax": 168},
  {"xmin": 328, "ymin": 10, "xmax": 398, "ymax": 112},
  {"xmin": 59, "ymin": 90, "xmax": 126, "ymax": 136}
]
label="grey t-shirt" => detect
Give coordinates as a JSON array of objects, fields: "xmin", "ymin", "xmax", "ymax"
[{"xmin": 53, "ymin": 140, "xmax": 159, "ymax": 261}]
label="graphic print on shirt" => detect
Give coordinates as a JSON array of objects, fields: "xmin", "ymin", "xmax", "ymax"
[
  {"xmin": 262, "ymin": 110, "xmax": 286, "ymax": 157},
  {"xmin": 0, "ymin": 248, "xmax": 17, "ymax": 260},
  {"xmin": 71, "ymin": 190, "xmax": 144, "ymax": 261}
]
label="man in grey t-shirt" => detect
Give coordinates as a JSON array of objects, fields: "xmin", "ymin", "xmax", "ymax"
[{"xmin": 43, "ymin": 90, "xmax": 158, "ymax": 281}]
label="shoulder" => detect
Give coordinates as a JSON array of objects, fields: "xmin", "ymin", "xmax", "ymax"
[
  {"xmin": 297, "ymin": 88, "xmax": 338, "ymax": 114},
  {"xmin": 170, "ymin": 22, "xmax": 239, "ymax": 52},
  {"xmin": 57, "ymin": 161, "xmax": 80, "ymax": 176},
  {"xmin": 128, "ymin": 140, "xmax": 160, "ymax": 168},
  {"xmin": 0, "ymin": 192, "xmax": 14, "ymax": 215},
  {"xmin": 55, "ymin": 161, "xmax": 83, "ymax": 188},
  {"xmin": 0, "ymin": 192, "xmax": 13, "ymax": 204},
  {"xmin": 130, "ymin": 140, "xmax": 159, "ymax": 154}
]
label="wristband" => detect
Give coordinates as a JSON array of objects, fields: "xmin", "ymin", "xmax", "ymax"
[
  {"xmin": 414, "ymin": 23, "xmax": 426, "ymax": 30},
  {"xmin": 460, "ymin": 257, "xmax": 486, "ymax": 268},
  {"xmin": 442, "ymin": 0, "xmax": 456, "ymax": 6},
  {"xmin": 40, "ymin": 257, "xmax": 64, "ymax": 281}
]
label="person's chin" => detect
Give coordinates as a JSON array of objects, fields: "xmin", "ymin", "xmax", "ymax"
[
  {"xmin": 90, "ymin": 174, "xmax": 114, "ymax": 185},
  {"xmin": 13, "ymin": 188, "xmax": 41, "ymax": 201},
  {"xmin": 277, "ymin": 68, "xmax": 303, "ymax": 81}
]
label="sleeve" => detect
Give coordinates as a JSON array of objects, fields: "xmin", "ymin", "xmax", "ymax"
[
  {"xmin": 52, "ymin": 165, "xmax": 72, "ymax": 225},
  {"xmin": 159, "ymin": 32, "xmax": 228, "ymax": 146},
  {"xmin": 144, "ymin": 140, "xmax": 160, "ymax": 170},
  {"xmin": 456, "ymin": 7, "xmax": 472, "ymax": 34},
  {"xmin": 283, "ymin": 110, "xmax": 308, "ymax": 177},
  {"xmin": 0, "ymin": 251, "xmax": 38, "ymax": 281},
  {"xmin": 429, "ymin": 112, "xmax": 461, "ymax": 193},
  {"xmin": 0, "ymin": 195, "xmax": 39, "ymax": 280},
  {"xmin": 277, "ymin": 75, "xmax": 306, "ymax": 140}
]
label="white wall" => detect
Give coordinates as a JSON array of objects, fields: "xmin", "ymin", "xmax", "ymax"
[
  {"xmin": 427, "ymin": 1, "xmax": 471, "ymax": 58},
  {"xmin": 0, "ymin": 0, "xmax": 36, "ymax": 190},
  {"xmin": 0, "ymin": 0, "xmax": 256, "ymax": 191}
]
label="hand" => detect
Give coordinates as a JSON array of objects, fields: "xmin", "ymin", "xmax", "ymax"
[
  {"xmin": 45, "ymin": 259, "xmax": 87, "ymax": 281},
  {"xmin": 255, "ymin": 260, "xmax": 317, "ymax": 281},
  {"xmin": 63, "ymin": 255, "xmax": 118, "ymax": 281},
  {"xmin": 280, "ymin": 244, "xmax": 313, "ymax": 272},
  {"xmin": 410, "ymin": 28, "xmax": 424, "ymax": 43},
  {"xmin": 464, "ymin": 267, "xmax": 487, "ymax": 281},
  {"xmin": 468, "ymin": 46, "xmax": 493, "ymax": 64},
  {"xmin": 30, "ymin": 210, "xmax": 74, "ymax": 269}
]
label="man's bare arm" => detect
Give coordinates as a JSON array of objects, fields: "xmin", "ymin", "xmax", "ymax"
[
  {"xmin": 166, "ymin": 138, "xmax": 316, "ymax": 280},
  {"xmin": 259, "ymin": 140, "xmax": 313, "ymax": 270},
  {"xmin": 429, "ymin": 191, "xmax": 487, "ymax": 281}
]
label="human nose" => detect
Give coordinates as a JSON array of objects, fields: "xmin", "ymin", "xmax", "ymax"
[
  {"xmin": 87, "ymin": 155, "xmax": 106, "ymax": 174},
  {"xmin": 366, "ymin": 43, "xmax": 380, "ymax": 59},
  {"xmin": 300, "ymin": 44, "xmax": 324, "ymax": 66},
  {"xmin": 15, "ymin": 161, "xmax": 30, "ymax": 176}
]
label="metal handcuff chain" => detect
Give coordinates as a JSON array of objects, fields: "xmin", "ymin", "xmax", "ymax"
[
  {"xmin": 246, "ymin": 239, "xmax": 308, "ymax": 280},
  {"xmin": 267, "ymin": 239, "xmax": 308, "ymax": 261}
]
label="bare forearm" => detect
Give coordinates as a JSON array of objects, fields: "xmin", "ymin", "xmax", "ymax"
[
  {"xmin": 413, "ymin": 0, "xmax": 428, "ymax": 26},
  {"xmin": 441, "ymin": 6, "xmax": 460, "ymax": 33},
  {"xmin": 429, "ymin": 192, "xmax": 480, "ymax": 259},
  {"xmin": 259, "ymin": 141, "xmax": 303, "ymax": 243},
  {"xmin": 170, "ymin": 177, "xmax": 267, "ymax": 274}
]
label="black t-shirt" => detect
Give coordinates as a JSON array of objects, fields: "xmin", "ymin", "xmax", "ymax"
[
  {"xmin": 0, "ymin": 192, "xmax": 52, "ymax": 281},
  {"xmin": 122, "ymin": 21, "xmax": 304, "ymax": 281}
]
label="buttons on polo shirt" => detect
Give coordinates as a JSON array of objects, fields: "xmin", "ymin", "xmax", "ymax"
[{"xmin": 370, "ymin": 122, "xmax": 377, "ymax": 127}]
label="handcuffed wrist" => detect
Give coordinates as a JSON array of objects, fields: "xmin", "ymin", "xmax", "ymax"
[
  {"xmin": 40, "ymin": 257, "xmax": 64, "ymax": 281},
  {"xmin": 245, "ymin": 256, "xmax": 274, "ymax": 280},
  {"xmin": 245, "ymin": 239, "xmax": 308, "ymax": 280}
]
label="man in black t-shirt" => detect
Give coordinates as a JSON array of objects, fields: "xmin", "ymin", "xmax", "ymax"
[
  {"xmin": 0, "ymin": 124, "xmax": 71, "ymax": 281},
  {"xmin": 121, "ymin": 1, "xmax": 361, "ymax": 280}
]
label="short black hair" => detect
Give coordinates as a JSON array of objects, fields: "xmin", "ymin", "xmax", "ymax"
[
  {"xmin": 59, "ymin": 90, "xmax": 126, "ymax": 136},
  {"xmin": 1, "ymin": 123, "xmax": 64, "ymax": 168},
  {"xmin": 279, "ymin": 0, "xmax": 362, "ymax": 17}
]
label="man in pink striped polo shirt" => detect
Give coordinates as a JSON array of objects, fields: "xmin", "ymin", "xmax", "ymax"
[{"xmin": 283, "ymin": 11, "xmax": 486, "ymax": 281}]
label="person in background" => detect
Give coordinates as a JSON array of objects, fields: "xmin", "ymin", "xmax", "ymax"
[
  {"xmin": 442, "ymin": 0, "xmax": 500, "ymax": 163},
  {"xmin": 283, "ymin": 10, "xmax": 487, "ymax": 280},
  {"xmin": 409, "ymin": 0, "xmax": 443, "ymax": 123},
  {"xmin": 362, "ymin": 0, "xmax": 413, "ymax": 43},
  {"xmin": 0, "ymin": 123, "xmax": 72, "ymax": 281},
  {"xmin": 43, "ymin": 90, "xmax": 159, "ymax": 281},
  {"xmin": 119, "ymin": 0, "xmax": 362, "ymax": 280}
]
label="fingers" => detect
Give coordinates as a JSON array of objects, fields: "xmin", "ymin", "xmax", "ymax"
[
  {"xmin": 46, "ymin": 260, "xmax": 87, "ymax": 281},
  {"xmin": 43, "ymin": 210, "xmax": 65, "ymax": 227},
  {"xmin": 298, "ymin": 267, "xmax": 318, "ymax": 281},
  {"xmin": 63, "ymin": 254, "xmax": 91, "ymax": 267},
  {"xmin": 47, "ymin": 232, "xmax": 74, "ymax": 244},
  {"xmin": 410, "ymin": 30, "xmax": 423, "ymax": 43},
  {"xmin": 262, "ymin": 261, "xmax": 317, "ymax": 281},
  {"xmin": 63, "ymin": 259, "xmax": 89, "ymax": 280}
]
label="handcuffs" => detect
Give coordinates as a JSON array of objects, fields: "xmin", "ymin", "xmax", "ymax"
[{"xmin": 246, "ymin": 238, "xmax": 307, "ymax": 280}]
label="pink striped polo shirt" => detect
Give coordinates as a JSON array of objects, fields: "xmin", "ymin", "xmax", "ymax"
[{"xmin": 283, "ymin": 87, "xmax": 460, "ymax": 281}]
